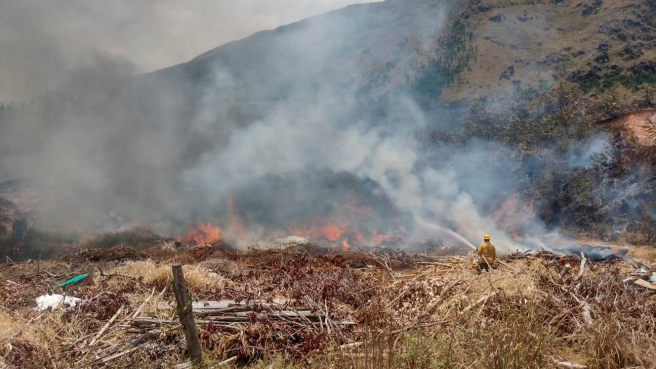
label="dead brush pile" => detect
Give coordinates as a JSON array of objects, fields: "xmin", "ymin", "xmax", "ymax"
[
  {"xmin": 0, "ymin": 244, "xmax": 655, "ymax": 369},
  {"xmin": 188, "ymin": 245, "xmax": 392, "ymax": 359},
  {"xmin": 342, "ymin": 252, "xmax": 656, "ymax": 369}
]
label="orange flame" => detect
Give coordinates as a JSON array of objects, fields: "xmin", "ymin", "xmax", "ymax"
[
  {"xmin": 287, "ymin": 221, "xmax": 311, "ymax": 238},
  {"xmin": 354, "ymin": 231, "xmax": 365, "ymax": 244},
  {"xmin": 396, "ymin": 219, "xmax": 408, "ymax": 234},
  {"xmin": 227, "ymin": 198, "xmax": 246, "ymax": 240},
  {"xmin": 182, "ymin": 221, "xmax": 222, "ymax": 244},
  {"xmin": 371, "ymin": 231, "xmax": 394, "ymax": 245},
  {"xmin": 264, "ymin": 232, "xmax": 280, "ymax": 242},
  {"xmin": 286, "ymin": 219, "xmax": 348, "ymax": 242},
  {"xmin": 321, "ymin": 222, "xmax": 343, "ymax": 241},
  {"xmin": 285, "ymin": 217, "xmax": 409, "ymax": 247}
]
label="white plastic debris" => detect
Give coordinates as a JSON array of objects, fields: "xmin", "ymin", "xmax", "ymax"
[
  {"xmin": 36, "ymin": 294, "xmax": 81, "ymax": 311},
  {"xmin": 638, "ymin": 267, "xmax": 656, "ymax": 283}
]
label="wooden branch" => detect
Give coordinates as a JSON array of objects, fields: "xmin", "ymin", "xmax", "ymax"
[
  {"xmin": 218, "ymin": 356, "xmax": 237, "ymax": 366},
  {"xmin": 90, "ymin": 305, "xmax": 124, "ymax": 346},
  {"xmin": 131, "ymin": 329, "xmax": 160, "ymax": 346},
  {"xmin": 417, "ymin": 262, "xmax": 456, "ymax": 268},
  {"xmin": 461, "ymin": 293, "xmax": 494, "ymax": 314},
  {"xmin": 387, "ymin": 275, "xmax": 422, "ymax": 308},
  {"xmin": 98, "ymin": 347, "xmax": 140, "ymax": 364},
  {"xmin": 568, "ymin": 292, "xmax": 593, "ymax": 326},
  {"xmin": 0, "ymin": 331, "xmax": 22, "ymax": 342},
  {"xmin": 552, "ymin": 358, "xmax": 587, "ymax": 368},
  {"xmin": 132, "ymin": 288, "xmax": 156, "ymax": 319},
  {"xmin": 414, "ymin": 280, "xmax": 459, "ymax": 322},
  {"xmin": 3, "ymin": 279, "xmax": 19, "ymax": 286},
  {"xmin": 339, "ymin": 342, "xmax": 363, "ymax": 350},
  {"xmin": 497, "ymin": 259, "xmax": 519, "ymax": 273},
  {"xmin": 575, "ymin": 253, "xmax": 587, "ymax": 283},
  {"xmin": 172, "ymin": 265, "xmax": 202, "ymax": 364},
  {"xmin": 559, "ymin": 264, "xmax": 571, "ymax": 281},
  {"xmin": 157, "ymin": 299, "xmax": 292, "ymax": 314},
  {"xmin": 131, "ymin": 315, "xmax": 354, "ymax": 327},
  {"xmin": 634, "ymin": 279, "xmax": 656, "ymax": 290}
]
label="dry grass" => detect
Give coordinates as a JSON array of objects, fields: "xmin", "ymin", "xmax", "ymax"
[
  {"xmin": 0, "ymin": 245, "xmax": 655, "ymax": 369},
  {"xmin": 112, "ymin": 260, "xmax": 227, "ymax": 289}
]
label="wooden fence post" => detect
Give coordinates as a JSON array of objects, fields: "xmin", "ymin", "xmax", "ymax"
[{"xmin": 172, "ymin": 265, "xmax": 202, "ymax": 364}]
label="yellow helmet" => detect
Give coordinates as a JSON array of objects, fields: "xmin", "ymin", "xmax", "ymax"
[{"xmin": 483, "ymin": 234, "xmax": 490, "ymax": 241}]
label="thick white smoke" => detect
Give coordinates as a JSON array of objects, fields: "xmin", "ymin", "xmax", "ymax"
[
  {"xmin": 184, "ymin": 78, "xmax": 534, "ymax": 252},
  {"xmin": 0, "ymin": 0, "xmax": 602, "ymax": 254}
]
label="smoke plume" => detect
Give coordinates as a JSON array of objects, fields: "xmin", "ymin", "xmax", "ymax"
[
  {"xmin": 0, "ymin": 0, "xmax": 376, "ymax": 103},
  {"xmin": 0, "ymin": 0, "xmax": 605, "ymax": 253}
]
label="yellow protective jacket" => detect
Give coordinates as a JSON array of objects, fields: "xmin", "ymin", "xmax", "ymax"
[{"xmin": 477, "ymin": 241, "xmax": 497, "ymax": 264}]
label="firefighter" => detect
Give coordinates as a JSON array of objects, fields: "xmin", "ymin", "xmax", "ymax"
[{"xmin": 477, "ymin": 234, "xmax": 497, "ymax": 272}]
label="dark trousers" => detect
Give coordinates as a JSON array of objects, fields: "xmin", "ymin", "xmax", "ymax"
[{"xmin": 477, "ymin": 262, "xmax": 490, "ymax": 272}]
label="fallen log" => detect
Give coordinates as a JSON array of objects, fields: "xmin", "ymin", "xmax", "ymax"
[
  {"xmin": 156, "ymin": 299, "xmax": 292, "ymax": 314},
  {"xmin": 130, "ymin": 315, "xmax": 356, "ymax": 329}
]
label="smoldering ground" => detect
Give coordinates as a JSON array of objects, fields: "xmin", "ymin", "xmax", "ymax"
[{"xmin": 0, "ymin": 0, "xmax": 610, "ymax": 252}]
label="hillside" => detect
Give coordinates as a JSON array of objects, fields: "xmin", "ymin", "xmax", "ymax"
[
  {"xmin": 1, "ymin": 0, "xmax": 656, "ymax": 259},
  {"xmin": 153, "ymin": 0, "xmax": 656, "ymax": 114}
]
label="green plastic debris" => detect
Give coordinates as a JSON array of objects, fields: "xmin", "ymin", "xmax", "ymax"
[{"xmin": 58, "ymin": 273, "xmax": 89, "ymax": 287}]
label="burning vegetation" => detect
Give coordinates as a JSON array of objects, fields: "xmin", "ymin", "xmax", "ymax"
[
  {"xmin": 179, "ymin": 216, "xmax": 405, "ymax": 250},
  {"xmin": 4, "ymin": 81, "xmax": 656, "ymax": 262},
  {"xmin": 181, "ymin": 222, "xmax": 223, "ymax": 245},
  {"xmin": 1, "ymin": 80, "xmax": 656, "ymax": 368},
  {"xmin": 171, "ymin": 190, "xmax": 409, "ymax": 252}
]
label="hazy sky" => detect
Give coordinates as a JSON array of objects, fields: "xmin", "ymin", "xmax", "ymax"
[{"xmin": 0, "ymin": 0, "xmax": 376, "ymax": 102}]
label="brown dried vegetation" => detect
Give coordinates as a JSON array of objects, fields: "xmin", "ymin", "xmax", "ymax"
[{"xmin": 0, "ymin": 243, "xmax": 655, "ymax": 369}]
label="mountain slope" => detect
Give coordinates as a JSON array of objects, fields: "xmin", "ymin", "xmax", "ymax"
[
  {"xmin": 448, "ymin": 0, "xmax": 656, "ymax": 99},
  {"xmin": 152, "ymin": 0, "xmax": 656, "ymax": 115},
  {"xmin": 3, "ymin": 0, "xmax": 656, "ymax": 254}
]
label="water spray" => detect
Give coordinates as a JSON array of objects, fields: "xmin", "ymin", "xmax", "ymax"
[{"xmin": 415, "ymin": 218, "xmax": 477, "ymax": 250}]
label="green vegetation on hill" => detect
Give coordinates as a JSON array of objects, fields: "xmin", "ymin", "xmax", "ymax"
[
  {"xmin": 412, "ymin": 19, "xmax": 479, "ymax": 103},
  {"xmin": 561, "ymin": 0, "xmax": 656, "ymax": 93}
]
